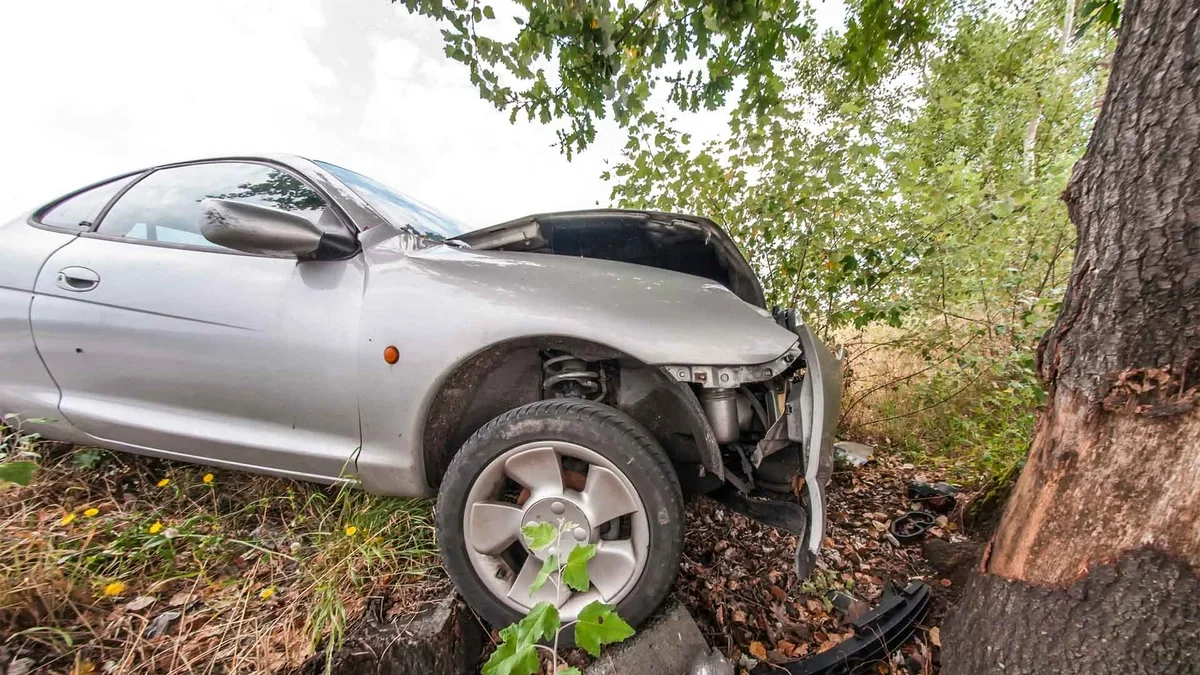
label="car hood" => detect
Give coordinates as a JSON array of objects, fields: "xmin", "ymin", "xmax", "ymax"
[
  {"xmin": 372, "ymin": 243, "xmax": 798, "ymax": 366},
  {"xmin": 453, "ymin": 209, "xmax": 767, "ymax": 308}
]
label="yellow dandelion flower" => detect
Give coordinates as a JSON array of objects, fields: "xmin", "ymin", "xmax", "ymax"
[
  {"xmin": 260, "ymin": 587, "xmax": 275, "ymax": 600},
  {"xmin": 102, "ymin": 581, "xmax": 125, "ymax": 597},
  {"xmin": 344, "ymin": 526, "xmax": 358, "ymax": 536},
  {"xmin": 156, "ymin": 478, "xmax": 170, "ymax": 487},
  {"xmin": 59, "ymin": 512, "xmax": 77, "ymax": 526},
  {"xmin": 148, "ymin": 522, "xmax": 163, "ymax": 534},
  {"xmin": 202, "ymin": 473, "xmax": 214, "ymax": 484},
  {"xmin": 83, "ymin": 507, "xmax": 99, "ymax": 517}
]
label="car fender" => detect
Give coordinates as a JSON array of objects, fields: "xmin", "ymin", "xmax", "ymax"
[{"xmin": 354, "ymin": 239, "xmax": 797, "ymax": 495}]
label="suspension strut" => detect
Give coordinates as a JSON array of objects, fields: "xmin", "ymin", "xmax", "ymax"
[{"xmin": 542, "ymin": 353, "xmax": 606, "ymax": 400}]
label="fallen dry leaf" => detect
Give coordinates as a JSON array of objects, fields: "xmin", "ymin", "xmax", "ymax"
[
  {"xmin": 749, "ymin": 641, "xmax": 768, "ymax": 660},
  {"xmin": 125, "ymin": 595, "xmax": 156, "ymax": 611},
  {"xmin": 929, "ymin": 626, "xmax": 941, "ymax": 647}
]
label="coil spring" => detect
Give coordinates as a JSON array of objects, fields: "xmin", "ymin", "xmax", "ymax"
[{"xmin": 542, "ymin": 354, "xmax": 605, "ymax": 400}]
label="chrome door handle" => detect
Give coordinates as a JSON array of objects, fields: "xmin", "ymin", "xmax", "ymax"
[{"xmin": 56, "ymin": 266, "xmax": 100, "ymax": 292}]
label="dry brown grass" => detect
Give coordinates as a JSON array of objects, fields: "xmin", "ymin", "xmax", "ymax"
[{"xmin": 834, "ymin": 322, "xmax": 1043, "ymax": 484}]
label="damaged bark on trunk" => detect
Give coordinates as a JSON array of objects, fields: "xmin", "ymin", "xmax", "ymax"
[{"xmin": 943, "ymin": 0, "xmax": 1200, "ymax": 672}]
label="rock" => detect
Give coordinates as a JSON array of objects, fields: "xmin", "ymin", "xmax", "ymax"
[
  {"xmin": 921, "ymin": 538, "xmax": 983, "ymax": 589},
  {"xmin": 586, "ymin": 599, "xmax": 709, "ymax": 675},
  {"xmin": 299, "ymin": 593, "xmax": 481, "ymax": 675},
  {"xmin": 833, "ymin": 441, "xmax": 874, "ymax": 468}
]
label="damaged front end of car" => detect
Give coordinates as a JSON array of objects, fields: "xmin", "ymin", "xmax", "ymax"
[
  {"xmin": 662, "ymin": 309, "xmax": 842, "ymax": 580},
  {"xmin": 455, "ymin": 209, "xmax": 844, "ymax": 579}
]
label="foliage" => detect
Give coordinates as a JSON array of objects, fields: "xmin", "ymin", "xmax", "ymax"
[
  {"xmin": 1, "ymin": 415, "xmax": 45, "ymax": 487},
  {"xmin": 603, "ymin": 0, "xmax": 1112, "ymax": 480},
  {"xmin": 1077, "ymin": 0, "xmax": 1121, "ymax": 37},
  {"xmin": 482, "ymin": 520, "xmax": 635, "ymax": 675},
  {"xmin": 392, "ymin": 0, "xmax": 944, "ymax": 155},
  {"xmin": 0, "ymin": 460, "xmax": 37, "ymax": 487}
]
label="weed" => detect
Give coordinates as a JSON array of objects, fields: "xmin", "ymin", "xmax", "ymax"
[{"xmin": 483, "ymin": 520, "xmax": 635, "ymax": 675}]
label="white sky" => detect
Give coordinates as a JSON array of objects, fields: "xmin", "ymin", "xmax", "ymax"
[{"xmin": 0, "ymin": 0, "xmax": 843, "ymax": 228}]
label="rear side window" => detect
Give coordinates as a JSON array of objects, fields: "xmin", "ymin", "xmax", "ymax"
[
  {"xmin": 40, "ymin": 174, "xmax": 138, "ymax": 230},
  {"xmin": 96, "ymin": 162, "xmax": 328, "ymax": 251}
]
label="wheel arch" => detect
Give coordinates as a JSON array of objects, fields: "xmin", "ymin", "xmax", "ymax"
[{"xmin": 418, "ymin": 335, "xmax": 723, "ymax": 490}]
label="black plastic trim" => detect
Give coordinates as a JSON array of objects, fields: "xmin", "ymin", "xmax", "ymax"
[{"xmin": 756, "ymin": 581, "xmax": 933, "ymax": 675}]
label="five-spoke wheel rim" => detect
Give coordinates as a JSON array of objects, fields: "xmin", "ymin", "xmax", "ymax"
[{"xmin": 462, "ymin": 440, "xmax": 650, "ymax": 620}]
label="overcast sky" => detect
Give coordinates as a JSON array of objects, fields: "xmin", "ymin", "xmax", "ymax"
[{"xmin": 0, "ymin": 0, "xmax": 843, "ymax": 228}]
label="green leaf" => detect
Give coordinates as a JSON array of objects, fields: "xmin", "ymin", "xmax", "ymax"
[
  {"xmin": 521, "ymin": 522, "xmax": 556, "ymax": 551},
  {"xmin": 574, "ymin": 601, "xmax": 635, "ymax": 657},
  {"xmin": 519, "ymin": 601, "xmax": 560, "ymax": 643},
  {"xmin": 482, "ymin": 5, "xmax": 495, "ymax": 20},
  {"xmin": 561, "ymin": 668, "xmax": 583, "ymax": 675},
  {"xmin": 562, "ymin": 544, "xmax": 596, "ymax": 591},
  {"xmin": 483, "ymin": 634, "xmax": 537, "ymax": 675},
  {"xmin": 480, "ymin": 632, "xmax": 538, "ymax": 675},
  {"xmin": 482, "ymin": 602, "xmax": 561, "ymax": 675},
  {"xmin": 0, "ymin": 461, "xmax": 37, "ymax": 486},
  {"xmin": 530, "ymin": 555, "xmax": 558, "ymax": 594}
]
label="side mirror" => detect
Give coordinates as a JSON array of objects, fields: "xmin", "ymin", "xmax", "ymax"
[{"xmin": 199, "ymin": 198, "xmax": 323, "ymax": 257}]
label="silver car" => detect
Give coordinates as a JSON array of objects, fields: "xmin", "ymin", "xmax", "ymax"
[{"xmin": 0, "ymin": 154, "xmax": 840, "ymax": 629}]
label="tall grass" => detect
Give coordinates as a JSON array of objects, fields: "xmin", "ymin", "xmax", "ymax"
[{"xmin": 838, "ymin": 324, "xmax": 1044, "ymax": 485}]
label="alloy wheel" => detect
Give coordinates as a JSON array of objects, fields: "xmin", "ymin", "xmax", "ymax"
[{"xmin": 461, "ymin": 440, "xmax": 650, "ymax": 620}]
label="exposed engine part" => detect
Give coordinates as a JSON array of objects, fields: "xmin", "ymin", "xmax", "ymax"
[
  {"xmin": 739, "ymin": 386, "xmax": 770, "ymax": 429},
  {"xmin": 663, "ymin": 345, "xmax": 802, "ymax": 389},
  {"xmin": 699, "ymin": 388, "xmax": 740, "ymax": 443},
  {"xmin": 542, "ymin": 353, "xmax": 606, "ymax": 400},
  {"xmin": 736, "ymin": 392, "xmax": 752, "ymax": 431}
]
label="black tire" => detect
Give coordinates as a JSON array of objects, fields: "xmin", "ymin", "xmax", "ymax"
[{"xmin": 435, "ymin": 399, "xmax": 684, "ymax": 636}]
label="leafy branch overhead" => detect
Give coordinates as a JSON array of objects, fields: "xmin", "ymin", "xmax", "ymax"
[{"xmin": 393, "ymin": 0, "xmax": 941, "ymax": 155}]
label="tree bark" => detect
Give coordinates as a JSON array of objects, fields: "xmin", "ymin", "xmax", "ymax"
[{"xmin": 943, "ymin": 0, "xmax": 1200, "ymax": 671}]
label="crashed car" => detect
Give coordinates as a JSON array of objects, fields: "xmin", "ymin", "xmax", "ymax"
[{"xmin": 0, "ymin": 154, "xmax": 841, "ymax": 629}]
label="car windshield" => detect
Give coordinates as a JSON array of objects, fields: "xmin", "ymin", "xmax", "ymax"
[{"xmin": 314, "ymin": 160, "xmax": 471, "ymax": 240}]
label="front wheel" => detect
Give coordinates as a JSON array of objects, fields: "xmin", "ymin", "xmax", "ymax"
[{"xmin": 435, "ymin": 399, "xmax": 684, "ymax": 630}]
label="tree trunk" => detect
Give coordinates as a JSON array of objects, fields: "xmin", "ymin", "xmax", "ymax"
[{"xmin": 943, "ymin": 0, "xmax": 1200, "ymax": 672}]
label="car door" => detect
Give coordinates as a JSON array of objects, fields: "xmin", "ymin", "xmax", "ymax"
[
  {"xmin": 0, "ymin": 173, "xmax": 143, "ymax": 442},
  {"xmin": 30, "ymin": 160, "xmax": 364, "ymax": 481}
]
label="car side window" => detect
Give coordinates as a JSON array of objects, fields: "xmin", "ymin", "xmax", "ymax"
[
  {"xmin": 96, "ymin": 162, "xmax": 329, "ymax": 251},
  {"xmin": 39, "ymin": 174, "xmax": 139, "ymax": 230}
]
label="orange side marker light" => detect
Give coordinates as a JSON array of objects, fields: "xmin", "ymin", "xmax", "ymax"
[{"xmin": 383, "ymin": 346, "xmax": 400, "ymax": 365}]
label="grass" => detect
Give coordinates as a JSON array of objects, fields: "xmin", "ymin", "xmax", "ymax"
[
  {"xmin": 838, "ymin": 324, "xmax": 1044, "ymax": 486},
  {"xmin": 0, "ymin": 424, "xmax": 442, "ymax": 674}
]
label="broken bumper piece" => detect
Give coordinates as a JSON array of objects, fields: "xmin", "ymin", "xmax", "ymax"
[{"xmin": 756, "ymin": 581, "xmax": 932, "ymax": 675}]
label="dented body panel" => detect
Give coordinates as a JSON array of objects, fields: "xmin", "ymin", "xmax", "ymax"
[{"xmin": 354, "ymin": 232, "xmax": 799, "ymax": 495}]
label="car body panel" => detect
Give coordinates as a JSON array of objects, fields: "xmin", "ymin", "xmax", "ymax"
[
  {"xmin": 353, "ymin": 231, "xmax": 800, "ymax": 495},
  {"xmin": 0, "ymin": 213, "xmax": 92, "ymax": 441},
  {"xmin": 794, "ymin": 325, "xmax": 842, "ymax": 577},
  {"xmin": 456, "ymin": 209, "xmax": 767, "ymax": 308},
  {"xmin": 29, "ymin": 233, "xmax": 365, "ymax": 480}
]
